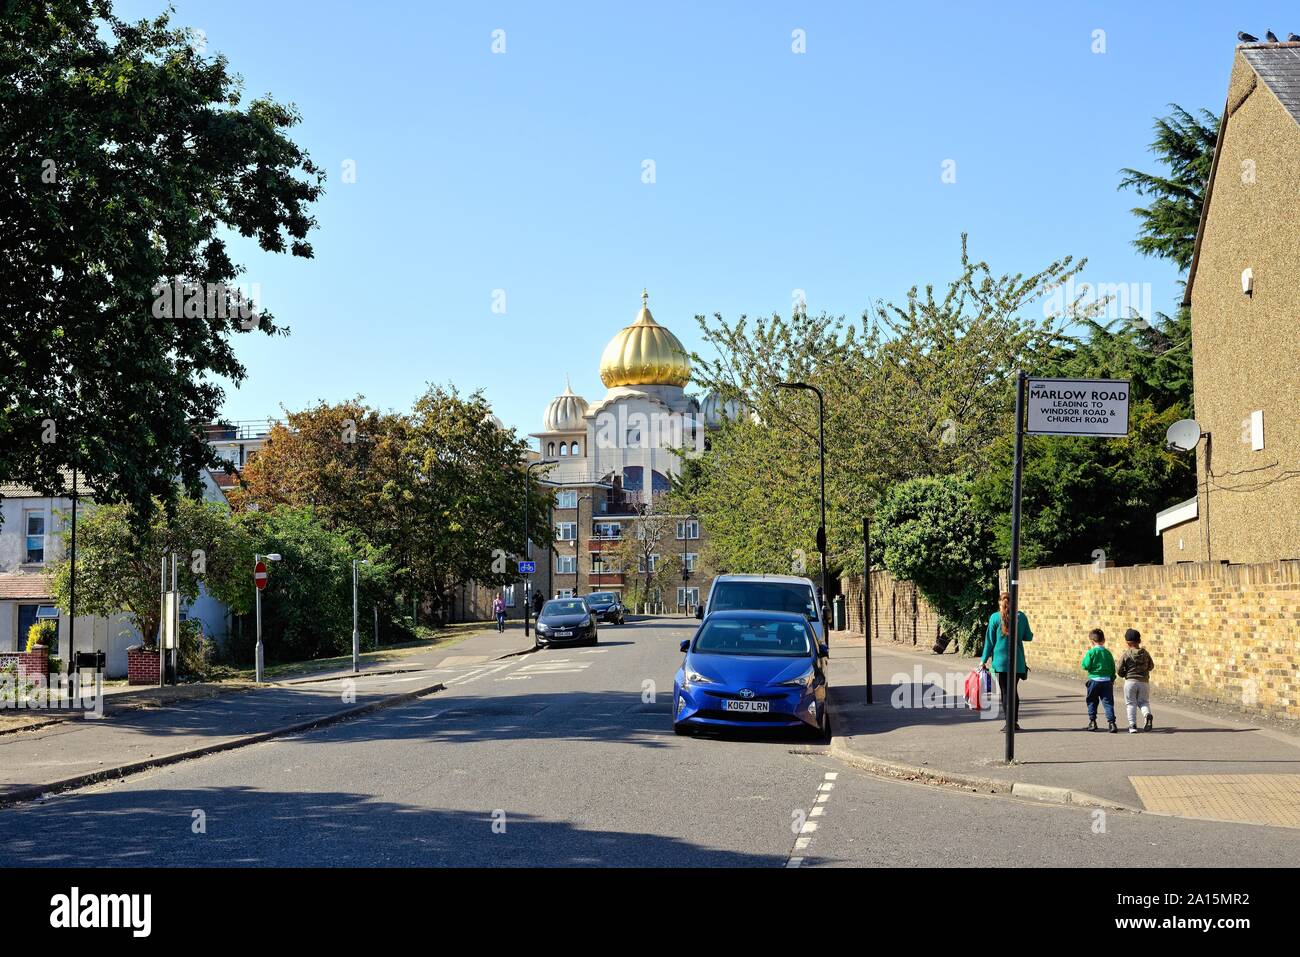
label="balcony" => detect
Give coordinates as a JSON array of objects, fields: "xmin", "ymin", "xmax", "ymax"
[{"xmin": 588, "ymin": 573, "xmax": 624, "ymax": 586}]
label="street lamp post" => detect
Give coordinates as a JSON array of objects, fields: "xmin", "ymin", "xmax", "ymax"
[
  {"xmin": 777, "ymin": 382, "xmax": 829, "ymax": 627},
  {"xmin": 523, "ymin": 460, "xmax": 556, "ymax": 642},
  {"xmin": 680, "ymin": 513, "xmax": 692, "ymax": 615},
  {"xmin": 254, "ymin": 552, "xmax": 282, "ymax": 683},
  {"xmin": 352, "ymin": 558, "xmax": 370, "ymax": 673}
]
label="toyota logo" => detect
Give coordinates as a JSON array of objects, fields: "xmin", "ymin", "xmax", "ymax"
[{"xmin": 739, "ymin": 689, "xmax": 755, "ymax": 699}]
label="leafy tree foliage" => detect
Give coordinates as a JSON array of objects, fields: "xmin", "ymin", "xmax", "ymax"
[
  {"xmin": 0, "ymin": 1, "xmax": 322, "ymax": 522},
  {"xmin": 232, "ymin": 505, "xmax": 394, "ymax": 663},
  {"xmin": 1118, "ymin": 104, "xmax": 1219, "ymax": 271},
  {"xmin": 681, "ymin": 236, "xmax": 1092, "ymax": 577},
  {"xmin": 874, "ymin": 476, "xmax": 998, "ymax": 654},
  {"xmin": 49, "ymin": 496, "xmax": 253, "ymax": 648}
]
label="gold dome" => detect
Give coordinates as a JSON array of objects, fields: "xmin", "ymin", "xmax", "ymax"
[{"xmin": 599, "ymin": 290, "xmax": 691, "ymax": 388}]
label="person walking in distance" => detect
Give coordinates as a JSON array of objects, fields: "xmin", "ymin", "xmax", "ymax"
[
  {"xmin": 492, "ymin": 594, "xmax": 506, "ymax": 633},
  {"xmin": 981, "ymin": 590, "xmax": 1033, "ymax": 731}
]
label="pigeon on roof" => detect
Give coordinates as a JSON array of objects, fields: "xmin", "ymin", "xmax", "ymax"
[
  {"xmin": 1239, "ymin": 31, "xmax": 1259, "ymax": 42},
  {"xmin": 1266, "ymin": 31, "xmax": 1280, "ymax": 42}
]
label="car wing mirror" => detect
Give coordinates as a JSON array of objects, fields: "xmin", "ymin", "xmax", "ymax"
[
  {"xmin": 679, "ymin": 639, "xmax": 690, "ymax": 653},
  {"xmin": 818, "ymin": 643, "xmax": 830, "ymax": 658}
]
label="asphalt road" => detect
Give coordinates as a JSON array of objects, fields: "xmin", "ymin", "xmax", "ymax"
[{"xmin": 2, "ymin": 619, "xmax": 1299, "ymax": 867}]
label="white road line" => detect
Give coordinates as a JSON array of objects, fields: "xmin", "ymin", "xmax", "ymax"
[{"xmin": 788, "ymin": 771, "xmax": 839, "ymax": 868}]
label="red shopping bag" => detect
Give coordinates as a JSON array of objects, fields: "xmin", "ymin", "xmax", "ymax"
[{"xmin": 964, "ymin": 669, "xmax": 984, "ymax": 710}]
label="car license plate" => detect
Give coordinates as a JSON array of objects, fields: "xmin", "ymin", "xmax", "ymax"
[
  {"xmin": 555, "ymin": 630, "xmax": 572, "ymax": 637},
  {"xmin": 724, "ymin": 699, "xmax": 769, "ymax": 713}
]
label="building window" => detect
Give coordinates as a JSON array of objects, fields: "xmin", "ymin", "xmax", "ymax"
[
  {"xmin": 556, "ymin": 490, "xmax": 578, "ymax": 509},
  {"xmin": 592, "ymin": 554, "xmax": 620, "ymax": 574},
  {"xmin": 570, "ymin": 442, "xmax": 580, "ymax": 456},
  {"xmin": 638, "ymin": 553, "xmax": 661, "ymax": 573},
  {"xmin": 556, "ymin": 555, "xmax": 576, "ymax": 574},
  {"xmin": 682, "ymin": 552, "xmax": 698, "ymax": 572},
  {"xmin": 593, "ymin": 522, "xmax": 622, "ymax": 539},
  {"xmin": 677, "ymin": 586, "xmax": 700, "ymax": 608},
  {"xmin": 556, "ymin": 588, "xmax": 575, "ymax": 599},
  {"xmin": 676, "ymin": 520, "xmax": 699, "ymax": 540},
  {"xmin": 503, "ymin": 584, "xmax": 517, "ymax": 607},
  {"xmin": 547, "ymin": 442, "xmax": 555, "ymax": 456},
  {"xmin": 559, "ymin": 444, "xmax": 568, "ymax": 456},
  {"xmin": 24, "ymin": 511, "xmax": 46, "ymax": 564},
  {"xmin": 555, "ymin": 522, "xmax": 576, "ymax": 541}
]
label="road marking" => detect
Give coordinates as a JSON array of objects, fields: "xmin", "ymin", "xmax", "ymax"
[{"xmin": 788, "ymin": 771, "xmax": 839, "ymax": 869}]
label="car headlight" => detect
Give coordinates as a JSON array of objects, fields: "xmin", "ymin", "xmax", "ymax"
[
  {"xmin": 778, "ymin": 667, "xmax": 815, "ymax": 689},
  {"xmin": 536, "ymin": 623, "xmax": 549, "ymax": 633},
  {"xmin": 684, "ymin": 669, "xmax": 717, "ymax": 686}
]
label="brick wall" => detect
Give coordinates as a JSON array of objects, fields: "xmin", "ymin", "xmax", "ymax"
[
  {"xmin": 1000, "ymin": 560, "xmax": 1300, "ymax": 721},
  {"xmin": 127, "ymin": 645, "xmax": 160, "ymax": 686},
  {"xmin": 841, "ymin": 569, "xmax": 944, "ymax": 650},
  {"xmin": 0, "ymin": 650, "xmax": 49, "ymax": 681}
]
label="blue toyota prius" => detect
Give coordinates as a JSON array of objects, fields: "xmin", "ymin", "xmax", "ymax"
[{"xmin": 673, "ymin": 609, "xmax": 830, "ymax": 740}]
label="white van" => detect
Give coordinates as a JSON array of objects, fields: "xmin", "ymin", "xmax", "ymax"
[{"xmin": 697, "ymin": 574, "xmax": 828, "ymax": 643}]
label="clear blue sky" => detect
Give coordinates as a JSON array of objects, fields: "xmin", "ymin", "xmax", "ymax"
[{"xmin": 119, "ymin": 0, "xmax": 1294, "ymax": 438}]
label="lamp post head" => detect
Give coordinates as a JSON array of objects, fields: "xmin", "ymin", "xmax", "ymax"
[{"xmin": 265, "ymin": 553, "xmax": 282, "ymax": 562}]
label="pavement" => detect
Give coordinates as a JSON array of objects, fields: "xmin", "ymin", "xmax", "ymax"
[
  {"xmin": 825, "ymin": 632, "xmax": 1300, "ymax": 828},
  {"xmin": 0, "ymin": 623, "xmax": 534, "ymax": 806},
  {"xmin": 5, "ymin": 617, "xmax": 1300, "ymax": 867}
]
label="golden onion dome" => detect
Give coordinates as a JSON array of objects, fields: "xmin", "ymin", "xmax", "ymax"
[{"xmin": 599, "ymin": 290, "xmax": 691, "ymax": 388}]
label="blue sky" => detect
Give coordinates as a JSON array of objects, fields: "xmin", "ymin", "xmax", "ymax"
[{"xmin": 119, "ymin": 0, "xmax": 1294, "ymax": 438}]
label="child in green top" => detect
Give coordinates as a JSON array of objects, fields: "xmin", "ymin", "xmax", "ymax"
[{"xmin": 1081, "ymin": 628, "xmax": 1117, "ymax": 733}]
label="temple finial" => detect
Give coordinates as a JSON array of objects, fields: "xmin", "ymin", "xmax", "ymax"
[{"xmin": 641, "ymin": 288, "xmax": 648, "ymax": 309}]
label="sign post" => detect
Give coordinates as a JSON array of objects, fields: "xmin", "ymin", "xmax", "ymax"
[
  {"xmin": 1005, "ymin": 374, "xmax": 1130, "ymax": 762},
  {"xmin": 862, "ymin": 516, "xmax": 873, "ymax": 704}
]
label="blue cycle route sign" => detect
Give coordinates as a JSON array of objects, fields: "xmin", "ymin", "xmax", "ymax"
[{"xmin": 517, "ymin": 561, "xmax": 536, "ymax": 575}]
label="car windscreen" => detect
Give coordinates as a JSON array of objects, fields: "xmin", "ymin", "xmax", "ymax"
[
  {"xmin": 708, "ymin": 581, "xmax": 817, "ymax": 619},
  {"xmin": 543, "ymin": 600, "xmax": 586, "ymax": 615},
  {"xmin": 587, "ymin": 593, "xmax": 615, "ymax": 603},
  {"xmin": 693, "ymin": 617, "xmax": 811, "ymax": 657}
]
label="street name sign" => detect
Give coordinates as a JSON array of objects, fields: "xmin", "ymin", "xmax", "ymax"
[
  {"xmin": 1026, "ymin": 377, "xmax": 1130, "ymax": 437},
  {"xmin": 518, "ymin": 560, "xmax": 536, "ymax": 575}
]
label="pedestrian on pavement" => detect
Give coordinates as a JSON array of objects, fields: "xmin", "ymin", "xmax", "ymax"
[
  {"xmin": 1080, "ymin": 628, "xmax": 1118, "ymax": 733},
  {"xmin": 492, "ymin": 594, "xmax": 506, "ymax": 633},
  {"xmin": 532, "ymin": 590, "xmax": 544, "ymax": 617},
  {"xmin": 1118, "ymin": 628, "xmax": 1156, "ymax": 733},
  {"xmin": 981, "ymin": 590, "xmax": 1033, "ymax": 731}
]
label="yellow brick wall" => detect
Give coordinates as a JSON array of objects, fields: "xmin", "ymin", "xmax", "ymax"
[{"xmin": 1000, "ymin": 560, "xmax": 1300, "ymax": 721}]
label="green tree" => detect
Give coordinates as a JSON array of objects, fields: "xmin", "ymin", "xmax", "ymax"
[
  {"xmin": 403, "ymin": 386, "xmax": 552, "ymax": 621},
  {"xmin": 0, "ymin": 1, "xmax": 322, "ymax": 523},
  {"xmin": 232, "ymin": 505, "xmax": 395, "ymax": 663},
  {"xmin": 49, "ymin": 497, "xmax": 254, "ymax": 648},
  {"xmin": 874, "ymin": 476, "xmax": 998, "ymax": 654},
  {"xmin": 682, "ymin": 235, "xmax": 1093, "ymax": 578},
  {"xmin": 1118, "ymin": 104, "xmax": 1219, "ymax": 271}
]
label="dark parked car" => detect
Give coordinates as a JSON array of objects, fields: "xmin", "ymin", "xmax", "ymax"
[
  {"xmin": 584, "ymin": 592, "xmax": 625, "ymax": 624},
  {"xmin": 535, "ymin": 598, "xmax": 599, "ymax": 646}
]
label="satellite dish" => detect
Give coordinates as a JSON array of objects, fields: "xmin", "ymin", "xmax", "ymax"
[{"xmin": 1166, "ymin": 419, "xmax": 1202, "ymax": 451}]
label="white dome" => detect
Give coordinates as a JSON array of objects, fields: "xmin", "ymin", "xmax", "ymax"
[
  {"xmin": 702, "ymin": 390, "xmax": 743, "ymax": 428},
  {"xmin": 544, "ymin": 381, "xmax": 589, "ymax": 432},
  {"xmin": 483, "ymin": 412, "xmax": 505, "ymax": 430}
]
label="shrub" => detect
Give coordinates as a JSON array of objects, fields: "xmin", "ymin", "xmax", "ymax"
[
  {"xmin": 178, "ymin": 619, "xmax": 215, "ymax": 680},
  {"xmin": 25, "ymin": 619, "xmax": 57, "ymax": 652}
]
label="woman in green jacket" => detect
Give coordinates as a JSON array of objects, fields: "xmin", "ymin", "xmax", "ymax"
[{"xmin": 981, "ymin": 590, "xmax": 1033, "ymax": 730}]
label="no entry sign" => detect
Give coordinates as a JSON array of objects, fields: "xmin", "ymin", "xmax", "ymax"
[
  {"xmin": 254, "ymin": 561, "xmax": 268, "ymax": 590},
  {"xmin": 1026, "ymin": 377, "xmax": 1130, "ymax": 437}
]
